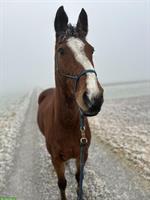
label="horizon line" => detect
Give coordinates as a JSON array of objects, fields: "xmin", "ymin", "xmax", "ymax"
[{"xmin": 103, "ymin": 79, "xmax": 150, "ymax": 87}]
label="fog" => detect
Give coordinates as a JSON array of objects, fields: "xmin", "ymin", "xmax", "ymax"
[{"xmin": 0, "ymin": 0, "xmax": 150, "ymax": 94}]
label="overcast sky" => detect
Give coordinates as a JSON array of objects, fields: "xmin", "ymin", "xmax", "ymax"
[{"xmin": 0, "ymin": 0, "xmax": 150, "ymax": 94}]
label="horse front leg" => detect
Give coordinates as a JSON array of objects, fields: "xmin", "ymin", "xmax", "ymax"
[{"xmin": 52, "ymin": 157, "xmax": 67, "ymax": 200}]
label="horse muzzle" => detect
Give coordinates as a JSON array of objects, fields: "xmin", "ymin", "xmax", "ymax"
[{"xmin": 82, "ymin": 92, "xmax": 104, "ymax": 116}]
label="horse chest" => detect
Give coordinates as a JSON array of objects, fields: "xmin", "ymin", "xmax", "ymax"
[
  {"xmin": 46, "ymin": 121, "xmax": 91, "ymax": 161},
  {"xmin": 58, "ymin": 137, "xmax": 80, "ymax": 161},
  {"xmin": 59, "ymin": 146, "xmax": 80, "ymax": 161}
]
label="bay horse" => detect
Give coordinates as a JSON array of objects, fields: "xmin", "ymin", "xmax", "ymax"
[{"xmin": 37, "ymin": 6, "xmax": 104, "ymax": 200}]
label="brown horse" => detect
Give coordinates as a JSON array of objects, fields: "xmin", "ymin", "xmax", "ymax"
[{"xmin": 37, "ymin": 6, "xmax": 104, "ymax": 200}]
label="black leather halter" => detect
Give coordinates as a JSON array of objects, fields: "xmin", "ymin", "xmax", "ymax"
[
  {"xmin": 63, "ymin": 69, "xmax": 97, "ymax": 93},
  {"xmin": 56, "ymin": 56, "xmax": 97, "ymax": 93}
]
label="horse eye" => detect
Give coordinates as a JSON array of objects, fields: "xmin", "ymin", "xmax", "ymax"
[
  {"xmin": 58, "ymin": 48, "xmax": 65, "ymax": 55},
  {"xmin": 92, "ymin": 49, "xmax": 95, "ymax": 54}
]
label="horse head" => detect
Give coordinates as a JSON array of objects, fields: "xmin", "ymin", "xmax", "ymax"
[{"xmin": 54, "ymin": 6, "xmax": 104, "ymax": 116}]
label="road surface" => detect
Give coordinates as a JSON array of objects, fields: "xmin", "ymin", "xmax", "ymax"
[{"xmin": 1, "ymin": 93, "xmax": 150, "ymax": 200}]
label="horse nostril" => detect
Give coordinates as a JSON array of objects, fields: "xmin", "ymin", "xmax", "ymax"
[
  {"xmin": 83, "ymin": 91, "xmax": 104, "ymax": 111},
  {"xmin": 82, "ymin": 91, "xmax": 104, "ymax": 116},
  {"xmin": 92, "ymin": 94, "xmax": 103, "ymax": 108},
  {"xmin": 83, "ymin": 91, "xmax": 93, "ymax": 108},
  {"xmin": 98, "ymin": 94, "xmax": 104, "ymax": 103}
]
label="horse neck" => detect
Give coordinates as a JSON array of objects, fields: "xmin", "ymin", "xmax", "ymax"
[{"xmin": 55, "ymin": 80, "xmax": 80, "ymax": 128}]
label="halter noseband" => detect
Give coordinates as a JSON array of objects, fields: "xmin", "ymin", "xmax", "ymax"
[
  {"xmin": 56, "ymin": 55, "xmax": 97, "ymax": 93},
  {"xmin": 63, "ymin": 69, "xmax": 97, "ymax": 93}
]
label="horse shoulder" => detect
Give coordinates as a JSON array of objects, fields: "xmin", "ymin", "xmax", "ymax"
[
  {"xmin": 37, "ymin": 88, "xmax": 55, "ymax": 135},
  {"xmin": 38, "ymin": 88, "xmax": 55, "ymax": 104}
]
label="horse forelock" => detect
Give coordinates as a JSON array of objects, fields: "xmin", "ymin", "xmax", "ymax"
[{"xmin": 56, "ymin": 24, "xmax": 85, "ymax": 44}]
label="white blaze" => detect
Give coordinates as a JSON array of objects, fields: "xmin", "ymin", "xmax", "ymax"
[{"xmin": 67, "ymin": 37, "xmax": 99, "ymax": 100}]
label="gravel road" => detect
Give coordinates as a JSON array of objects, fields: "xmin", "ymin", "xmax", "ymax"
[{"xmin": 1, "ymin": 92, "xmax": 150, "ymax": 200}]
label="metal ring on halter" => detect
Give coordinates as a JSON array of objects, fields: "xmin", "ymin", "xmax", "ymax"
[
  {"xmin": 80, "ymin": 126, "xmax": 85, "ymax": 132},
  {"xmin": 80, "ymin": 137, "xmax": 88, "ymax": 145}
]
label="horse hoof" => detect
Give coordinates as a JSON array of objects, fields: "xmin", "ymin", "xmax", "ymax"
[
  {"xmin": 76, "ymin": 186, "xmax": 79, "ymax": 197},
  {"xmin": 61, "ymin": 196, "xmax": 67, "ymax": 200},
  {"xmin": 61, "ymin": 197, "xmax": 67, "ymax": 200},
  {"xmin": 61, "ymin": 191, "xmax": 67, "ymax": 200}
]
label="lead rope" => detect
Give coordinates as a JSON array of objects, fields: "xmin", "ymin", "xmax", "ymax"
[{"xmin": 78, "ymin": 110, "xmax": 88, "ymax": 200}]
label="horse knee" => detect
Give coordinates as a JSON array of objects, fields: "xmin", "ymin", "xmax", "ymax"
[{"xmin": 58, "ymin": 178, "xmax": 67, "ymax": 191}]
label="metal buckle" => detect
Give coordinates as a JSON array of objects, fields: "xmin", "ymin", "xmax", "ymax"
[
  {"xmin": 80, "ymin": 126, "xmax": 88, "ymax": 144},
  {"xmin": 80, "ymin": 137, "xmax": 88, "ymax": 145},
  {"xmin": 80, "ymin": 126, "xmax": 85, "ymax": 132}
]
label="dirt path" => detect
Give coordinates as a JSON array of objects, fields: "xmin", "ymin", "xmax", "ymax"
[{"xmin": 1, "ymin": 93, "xmax": 150, "ymax": 200}]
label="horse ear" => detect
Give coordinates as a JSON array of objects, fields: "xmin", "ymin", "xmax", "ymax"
[
  {"xmin": 54, "ymin": 6, "xmax": 68, "ymax": 37},
  {"xmin": 76, "ymin": 8, "xmax": 88, "ymax": 38}
]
